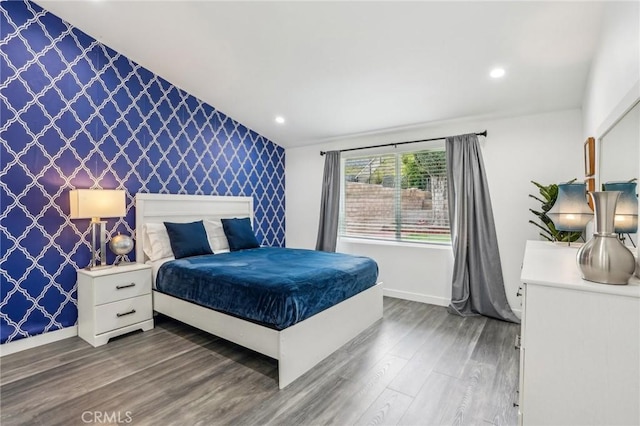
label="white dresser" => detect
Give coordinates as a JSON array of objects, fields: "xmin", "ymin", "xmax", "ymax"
[
  {"xmin": 77, "ymin": 263, "xmax": 153, "ymax": 347},
  {"xmin": 518, "ymin": 240, "xmax": 640, "ymax": 425}
]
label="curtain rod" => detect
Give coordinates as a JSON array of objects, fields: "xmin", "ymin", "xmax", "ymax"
[{"xmin": 319, "ymin": 130, "xmax": 487, "ymax": 156}]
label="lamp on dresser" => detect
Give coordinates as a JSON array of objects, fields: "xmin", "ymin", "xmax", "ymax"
[
  {"xmin": 69, "ymin": 189, "xmax": 126, "ymax": 270},
  {"xmin": 603, "ymin": 181, "xmax": 638, "ymax": 247},
  {"xmin": 546, "ymin": 182, "xmax": 593, "ymax": 243}
]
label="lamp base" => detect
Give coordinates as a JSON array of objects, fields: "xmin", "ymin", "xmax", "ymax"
[
  {"xmin": 89, "ymin": 219, "xmax": 107, "ymax": 269},
  {"xmin": 84, "ymin": 264, "xmax": 114, "ymax": 271}
]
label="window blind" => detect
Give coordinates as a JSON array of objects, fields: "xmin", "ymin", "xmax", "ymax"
[{"xmin": 341, "ymin": 148, "xmax": 451, "ymax": 244}]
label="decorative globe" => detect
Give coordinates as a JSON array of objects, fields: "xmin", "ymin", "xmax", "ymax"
[{"xmin": 109, "ymin": 233, "xmax": 134, "ymax": 256}]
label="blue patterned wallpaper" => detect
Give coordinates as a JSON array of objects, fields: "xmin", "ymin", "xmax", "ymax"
[{"xmin": 0, "ymin": 1, "xmax": 286, "ymax": 344}]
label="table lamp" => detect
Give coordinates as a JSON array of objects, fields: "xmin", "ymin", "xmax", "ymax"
[
  {"xmin": 69, "ymin": 189, "xmax": 126, "ymax": 269},
  {"xmin": 546, "ymin": 183, "xmax": 593, "ymax": 242},
  {"xmin": 603, "ymin": 181, "xmax": 638, "ymax": 247}
]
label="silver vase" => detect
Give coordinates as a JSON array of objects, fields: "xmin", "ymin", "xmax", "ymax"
[{"xmin": 577, "ymin": 191, "xmax": 636, "ymax": 285}]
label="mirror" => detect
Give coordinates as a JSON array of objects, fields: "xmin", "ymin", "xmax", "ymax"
[
  {"xmin": 599, "ymin": 101, "xmax": 640, "ymax": 183},
  {"xmin": 598, "ymin": 100, "xmax": 640, "ymax": 248}
]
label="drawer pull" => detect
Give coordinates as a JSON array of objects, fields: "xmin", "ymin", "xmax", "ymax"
[
  {"xmin": 116, "ymin": 309, "xmax": 136, "ymax": 318},
  {"xmin": 516, "ymin": 287, "xmax": 522, "ymax": 297},
  {"xmin": 116, "ymin": 283, "xmax": 136, "ymax": 290},
  {"xmin": 515, "ymin": 334, "xmax": 521, "ymax": 350}
]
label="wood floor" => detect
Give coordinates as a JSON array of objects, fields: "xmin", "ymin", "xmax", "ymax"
[{"xmin": 1, "ymin": 298, "xmax": 520, "ymax": 426}]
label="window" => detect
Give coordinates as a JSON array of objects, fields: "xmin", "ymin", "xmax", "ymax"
[{"xmin": 340, "ymin": 147, "xmax": 451, "ymax": 244}]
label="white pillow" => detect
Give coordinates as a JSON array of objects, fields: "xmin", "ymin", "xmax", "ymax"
[
  {"xmin": 142, "ymin": 223, "xmax": 173, "ymax": 261},
  {"xmin": 204, "ymin": 219, "xmax": 230, "ymax": 254}
]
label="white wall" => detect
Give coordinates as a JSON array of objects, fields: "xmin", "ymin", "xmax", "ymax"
[
  {"xmin": 581, "ymin": 0, "xmax": 639, "ymax": 264},
  {"xmin": 286, "ymin": 109, "xmax": 583, "ymax": 315},
  {"xmin": 600, "ymin": 103, "xmax": 640, "ymax": 183},
  {"xmin": 582, "ymin": 1, "xmax": 639, "ymax": 138}
]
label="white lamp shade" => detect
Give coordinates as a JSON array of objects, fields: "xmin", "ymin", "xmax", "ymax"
[
  {"xmin": 69, "ymin": 189, "xmax": 126, "ymax": 219},
  {"xmin": 547, "ymin": 183, "xmax": 593, "ymax": 232},
  {"xmin": 603, "ymin": 182, "xmax": 638, "ymax": 233},
  {"xmin": 614, "ymin": 215, "xmax": 638, "ymax": 233}
]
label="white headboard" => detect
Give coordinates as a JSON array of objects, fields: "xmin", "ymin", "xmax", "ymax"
[{"xmin": 134, "ymin": 193, "xmax": 253, "ymax": 263}]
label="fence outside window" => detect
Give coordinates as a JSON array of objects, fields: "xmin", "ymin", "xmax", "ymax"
[{"xmin": 340, "ymin": 148, "xmax": 451, "ymax": 244}]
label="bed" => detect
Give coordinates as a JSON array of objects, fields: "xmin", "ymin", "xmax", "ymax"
[{"xmin": 135, "ymin": 193, "xmax": 383, "ymax": 389}]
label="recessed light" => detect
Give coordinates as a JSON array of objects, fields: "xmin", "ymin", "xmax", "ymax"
[
  {"xmin": 275, "ymin": 116, "xmax": 285, "ymax": 124},
  {"xmin": 490, "ymin": 67, "xmax": 505, "ymax": 79}
]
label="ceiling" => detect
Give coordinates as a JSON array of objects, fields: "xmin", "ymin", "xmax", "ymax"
[{"xmin": 35, "ymin": 1, "xmax": 605, "ymax": 148}]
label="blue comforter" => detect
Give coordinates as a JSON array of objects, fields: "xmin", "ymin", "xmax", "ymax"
[{"xmin": 156, "ymin": 247, "xmax": 378, "ymax": 329}]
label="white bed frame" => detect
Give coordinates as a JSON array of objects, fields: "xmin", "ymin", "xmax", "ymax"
[{"xmin": 135, "ymin": 193, "xmax": 383, "ymax": 389}]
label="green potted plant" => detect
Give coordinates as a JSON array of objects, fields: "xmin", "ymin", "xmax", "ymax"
[{"xmin": 529, "ymin": 180, "xmax": 583, "ymax": 243}]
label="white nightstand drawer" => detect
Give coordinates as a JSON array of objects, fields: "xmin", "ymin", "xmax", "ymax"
[
  {"xmin": 94, "ymin": 269, "xmax": 151, "ymax": 305},
  {"xmin": 94, "ymin": 295, "xmax": 152, "ymax": 335}
]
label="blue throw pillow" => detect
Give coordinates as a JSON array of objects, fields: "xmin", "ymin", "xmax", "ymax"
[
  {"xmin": 164, "ymin": 221, "xmax": 213, "ymax": 259},
  {"xmin": 221, "ymin": 217, "xmax": 260, "ymax": 251}
]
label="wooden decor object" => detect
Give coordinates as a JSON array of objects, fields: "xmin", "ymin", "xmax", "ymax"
[{"xmin": 584, "ymin": 137, "xmax": 595, "ymax": 177}]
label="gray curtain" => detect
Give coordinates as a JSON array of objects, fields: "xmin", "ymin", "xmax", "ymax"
[
  {"xmin": 446, "ymin": 134, "xmax": 519, "ymax": 323},
  {"xmin": 316, "ymin": 151, "xmax": 341, "ymax": 252}
]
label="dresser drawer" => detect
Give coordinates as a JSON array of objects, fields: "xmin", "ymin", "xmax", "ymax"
[
  {"xmin": 94, "ymin": 295, "xmax": 152, "ymax": 334},
  {"xmin": 94, "ymin": 269, "xmax": 151, "ymax": 305}
]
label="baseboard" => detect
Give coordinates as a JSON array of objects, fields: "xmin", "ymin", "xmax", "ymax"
[
  {"xmin": 383, "ymin": 289, "xmax": 523, "ymax": 319},
  {"xmin": 383, "ymin": 288, "xmax": 450, "ymax": 307},
  {"xmin": 511, "ymin": 307, "xmax": 522, "ymax": 319},
  {"xmin": 0, "ymin": 326, "xmax": 78, "ymax": 357}
]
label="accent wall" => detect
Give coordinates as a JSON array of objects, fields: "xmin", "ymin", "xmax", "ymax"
[{"xmin": 0, "ymin": 1, "xmax": 286, "ymax": 344}]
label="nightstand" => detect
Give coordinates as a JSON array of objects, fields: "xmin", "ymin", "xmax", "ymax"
[{"xmin": 77, "ymin": 263, "xmax": 153, "ymax": 347}]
